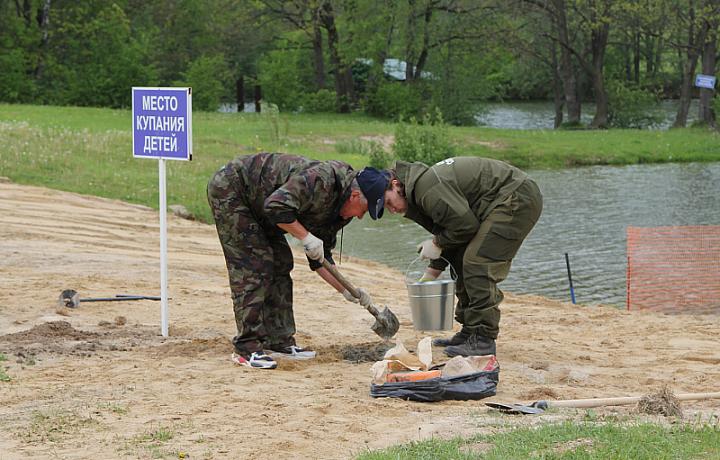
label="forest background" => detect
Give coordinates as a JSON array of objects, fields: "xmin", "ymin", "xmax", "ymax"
[{"xmin": 3, "ymin": 0, "xmax": 720, "ymax": 130}]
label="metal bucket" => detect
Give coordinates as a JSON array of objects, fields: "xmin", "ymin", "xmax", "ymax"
[{"xmin": 405, "ymin": 257, "xmax": 457, "ymax": 331}]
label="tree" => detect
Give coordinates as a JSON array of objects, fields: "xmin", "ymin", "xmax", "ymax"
[
  {"xmin": 257, "ymin": 0, "xmax": 356, "ymax": 112},
  {"xmin": 665, "ymin": 0, "xmax": 720, "ymax": 128},
  {"xmin": 512, "ymin": 0, "xmax": 582, "ymax": 126},
  {"xmin": 319, "ymin": 1, "xmax": 354, "ymax": 112},
  {"xmin": 0, "ymin": 0, "xmax": 44, "ymax": 102},
  {"xmin": 40, "ymin": 1, "xmax": 159, "ymax": 108},
  {"xmin": 698, "ymin": 2, "xmax": 720, "ymax": 128}
]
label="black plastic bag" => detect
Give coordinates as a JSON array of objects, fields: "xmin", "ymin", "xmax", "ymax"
[{"xmin": 369, "ymin": 368, "xmax": 499, "ymax": 402}]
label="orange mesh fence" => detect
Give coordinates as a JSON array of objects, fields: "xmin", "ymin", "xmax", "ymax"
[{"xmin": 627, "ymin": 226, "xmax": 720, "ymax": 315}]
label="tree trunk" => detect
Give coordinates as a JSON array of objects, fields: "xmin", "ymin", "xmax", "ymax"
[
  {"xmin": 633, "ymin": 31, "xmax": 640, "ymax": 83},
  {"xmin": 550, "ymin": 21, "xmax": 564, "ymax": 128},
  {"xmin": 411, "ymin": 5, "xmax": 433, "ymax": 80},
  {"xmin": 35, "ymin": 0, "xmax": 51, "ymax": 83},
  {"xmin": 589, "ymin": 19, "xmax": 610, "ymax": 127},
  {"xmin": 673, "ymin": 53, "xmax": 701, "ymax": 128},
  {"xmin": 312, "ymin": 22, "xmax": 325, "ymax": 90},
  {"xmin": 672, "ymin": 1, "xmax": 708, "ymax": 128},
  {"xmin": 698, "ymin": 18, "xmax": 718, "ymax": 129},
  {"xmin": 344, "ymin": 67, "xmax": 356, "ymax": 106},
  {"xmin": 405, "ymin": 0, "xmax": 416, "ymax": 82},
  {"xmin": 554, "ymin": 0, "xmax": 580, "ymax": 122},
  {"xmin": 321, "ymin": 2, "xmax": 350, "ymax": 113}
]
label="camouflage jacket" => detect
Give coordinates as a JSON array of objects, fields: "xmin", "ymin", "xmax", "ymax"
[
  {"xmin": 225, "ymin": 153, "xmax": 358, "ymax": 268},
  {"xmin": 395, "ymin": 157, "xmax": 527, "ymax": 250}
]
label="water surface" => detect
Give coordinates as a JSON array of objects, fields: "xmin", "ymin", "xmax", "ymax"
[
  {"xmin": 336, "ymin": 162, "xmax": 720, "ymax": 307},
  {"xmin": 475, "ymin": 100, "xmax": 699, "ymax": 130}
]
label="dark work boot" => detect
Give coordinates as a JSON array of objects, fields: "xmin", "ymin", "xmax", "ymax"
[
  {"xmin": 443, "ymin": 334, "xmax": 496, "ymax": 357},
  {"xmin": 432, "ymin": 327, "xmax": 472, "ymax": 347}
]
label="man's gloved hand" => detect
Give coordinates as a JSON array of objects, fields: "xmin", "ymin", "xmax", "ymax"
[
  {"xmin": 419, "ymin": 272, "xmax": 438, "ymax": 282},
  {"xmin": 300, "ymin": 233, "xmax": 324, "ymax": 262},
  {"xmin": 356, "ymin": 287, "xmax": 373, "ymax": 308},
  {"xmin": 343, "ymin": 289, "xmax": 359, "ymax": 303},
  {"xmin": 417, "ymin": 238, "xmax": 442, "ymax": 261}
]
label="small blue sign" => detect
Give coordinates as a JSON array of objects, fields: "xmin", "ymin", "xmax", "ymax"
[
  {"xmin": 132, "ymin": 87, "xmax": 192, "ymax": 161},
  {"xmin": 694, "ymin": 74, "xmax": 716, "ymax": 89}
]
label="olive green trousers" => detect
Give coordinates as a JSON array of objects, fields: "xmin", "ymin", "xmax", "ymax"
[{"xmin": 434, "ymin": 179, "xmax": 543, "ymax": 339}]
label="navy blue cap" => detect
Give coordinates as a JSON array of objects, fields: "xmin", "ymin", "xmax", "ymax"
[{"xmin": 356, "ymin": 167, "xmax": 388, "ymax": 220}]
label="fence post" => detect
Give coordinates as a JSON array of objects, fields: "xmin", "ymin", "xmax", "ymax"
[{"xmin": 565, "ymin": 253, "xmax": 576, "ymax": 304}]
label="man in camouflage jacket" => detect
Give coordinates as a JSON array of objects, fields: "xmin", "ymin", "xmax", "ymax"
[
  {"xmin": 383, "ymin": 157, "xmax": 543, "ymax": 357},
  {"xmin": 207, "ymin": 153, "xmax": 388, "ymax": 369}
]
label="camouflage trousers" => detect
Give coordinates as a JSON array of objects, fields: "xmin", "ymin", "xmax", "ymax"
[
  {"xmin": 433, "ymin": 179, "xmax": 543, "ymax": 340},
  {"xmin": 206, "ymin": 166, "xmax": 297, "ymax": 354}
]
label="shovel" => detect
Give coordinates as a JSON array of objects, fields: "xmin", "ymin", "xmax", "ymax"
[
  {"xmin": 58, "ymin": 289, "xmax": 170, "ymax": 309},
  {"xmin": 321, "ymin": 259, "xmax": 399, "ymax": 340},
  {"xmin": 486, "ymin": 391, "xmax": 720, "ymax": 415}
]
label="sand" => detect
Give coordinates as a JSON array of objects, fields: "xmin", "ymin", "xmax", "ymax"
[{"xmin": 1, "ymin": 182, "xmax": 719, "ymax": 459}]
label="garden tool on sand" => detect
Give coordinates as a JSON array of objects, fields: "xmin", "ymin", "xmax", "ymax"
[
  {"xmin": 58, "ymin": 289, "xmax": 170, "ymax": 309},
  {"xmin": 486, "ymin": 391, "xmax": 720, "ymax": 415},
  {"xmin": 321, "ymin": 259, "xmax": 399, "ymax": 340}
]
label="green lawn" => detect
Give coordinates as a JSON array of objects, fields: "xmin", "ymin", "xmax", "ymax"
[{"xmin": 2, "ymin": 103, "xmax": 719, "ymax": 224}]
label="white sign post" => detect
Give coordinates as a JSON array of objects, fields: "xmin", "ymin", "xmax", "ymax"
[{"xmin": 132, "ymin": 87, "xmax": 193, "ymax": 337}]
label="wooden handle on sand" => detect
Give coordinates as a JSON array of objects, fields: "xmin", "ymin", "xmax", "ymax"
[{"xmin": 548, "ymin": 392, "xmax": 720, "ymax": 408}]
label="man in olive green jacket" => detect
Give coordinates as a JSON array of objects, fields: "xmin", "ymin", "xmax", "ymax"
[{"xmin": 383, "ymin": 157, "xmax": 543, "ymax": 356}]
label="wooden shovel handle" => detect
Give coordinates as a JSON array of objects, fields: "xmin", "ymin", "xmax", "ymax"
[
  {"xmin": 548, "ymin": 392, "xmax": 720, "ymax": 408},
  {"xmin": 321, "ymin": 259, "xmax": 361, "ymax": 299}
]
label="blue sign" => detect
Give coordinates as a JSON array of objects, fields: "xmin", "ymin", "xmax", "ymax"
[
  {"xmin": 132, "ymin": 87, "xmax": 192, "ymax": 161},
  {"xmin": 694, "ymin": 74, "xmax": 716, "ymax": 89}
]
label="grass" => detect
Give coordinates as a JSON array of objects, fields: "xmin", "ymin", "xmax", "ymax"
[
  {"xmin": 0, "ymin": 365, "xmax": 11, "ymax": 382},
  {"xmin": 20, "ymin": 407, "xmax": 100, "ymax": 443},
  {"xmin": 98, "ymin": 400, "xmax": 131, "ymax": 415},
  {"xmin": 353, "ymin": 413, "xmax": 720, "ymax": 459},
  {"xmin": 2, "ymin": 103, "xmax": 719, "ymax": 224}
]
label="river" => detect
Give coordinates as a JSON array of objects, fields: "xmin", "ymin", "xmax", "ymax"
[
  {"xmin": 223, "ymin": 99, "xmax": 700, "ymax": 130},
  {"xmin": 475, "ymin": 99, "xmax": 699, "ymax": 130}
]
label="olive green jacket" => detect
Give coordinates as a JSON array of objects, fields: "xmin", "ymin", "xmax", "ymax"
[{"xmin": 395, "ymin": 157, "xmax": 527, "ymax": 250}]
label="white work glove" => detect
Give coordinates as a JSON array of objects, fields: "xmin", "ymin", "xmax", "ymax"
[
  {"xmin": 343, "ymin": 289, "xmax": 359, "ymax": 303},
  {"xmin": 356, "ymin": 287, "xmax": 373, "ymax": 308},
  {"xmin": 419, "ymin": 272, "xmax": 438, "ymax": 282},
  {"xmin": 417, "ymin": 238, "xmax": 442, "ymax": 261},
  {"xmin": 300, "ymin": 233, "xmax": 324, "ymax": 262}
]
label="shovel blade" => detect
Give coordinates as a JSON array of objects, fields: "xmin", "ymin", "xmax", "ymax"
[
  {"xmin": 370, "ymin": 306, "xmax": 400, "ymax": 340},
  {"xmin": 58, "ymin": 289, "xmax": 79, "ymax": 308},
  {"xmin": 485, "ymin": 402, "xmax": 544, "ymax": 415}
]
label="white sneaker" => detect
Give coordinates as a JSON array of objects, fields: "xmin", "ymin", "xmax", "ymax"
[
  {"xmin": 231, "ymin": 351, "xmax": 277, "ymax": 369},
  {"xmin": 268, "ymin": 345, "xmax": 316, "ymax": 360}
]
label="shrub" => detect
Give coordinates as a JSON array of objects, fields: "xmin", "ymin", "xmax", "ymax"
[
  {"xmin": 258, "ymin": 48, "xmax": 312, "ymax": 112},
  {"xmin": 365, "ymin": 80, "xmax": 424, "ymax": 120},
  {"xmin": 392, "ymin": 107, "xmax": 457, "ymax": 165},
  {"xmin": 367, "ymin": 141, "xmax": 393, "ymax": 170},
  {"xmin": 0, "ymin": 50, "xmax": 36, "ymax": 103},
  {"xmin": 300, "ymin": 89, "xmax": 337, "ymax": 113},
  {"xmin": 174, "ymin": 54, "xmax": 232, "ymax": 112},
  {"xmin": 559, "ymin": 120, "xmax": 586, "ymax": 129},
  {"xmin": 261, "ymin": 101, "xmax": 289, "ymax": 150},
  {"xmin": 606, "ymin": 79, "xmax": 665, "ymax": 129},
  {"xmin": 334, "ymin": 138, "xmax": 369, "ymax": 155},
  {"xmin": 41, "ymin": 4, "xmax": 158, "ymax": 108}
]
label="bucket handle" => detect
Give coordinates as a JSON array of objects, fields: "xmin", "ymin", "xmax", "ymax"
[{"xmin": 405, "ymin": 256, "xmax": 458, "ymax": 284}]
